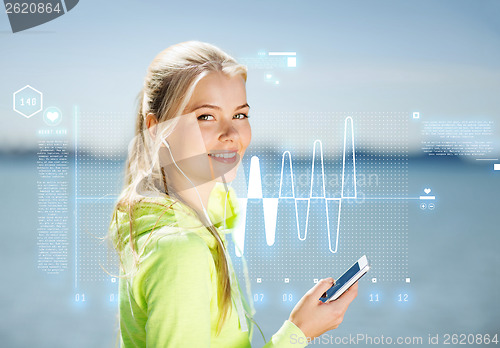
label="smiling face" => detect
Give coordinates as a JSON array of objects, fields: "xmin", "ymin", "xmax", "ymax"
[{"xmin": 160, "ymin": 71, "xmax": 251, "ymax": 189}]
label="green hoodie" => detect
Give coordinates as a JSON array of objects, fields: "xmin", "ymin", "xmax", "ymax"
[{"xmin": 109, "ymin": 184, "xmax": 308, "ymax": 347}]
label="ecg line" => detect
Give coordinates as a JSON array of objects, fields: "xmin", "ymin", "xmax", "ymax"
[
  {"xmin": 342, "ymin": 117, "xmax": 357, "ymax": 199},
  {"xmin": 232, "ymin": 116, "xmax": 435, "ymax": 256},
  {"xmin": 290, "ymin": 117, "xmax": 355, "ymax": 252},
  {"xmin": 233, "ymin": 117, "xmax": 357, "ymax": 255}
]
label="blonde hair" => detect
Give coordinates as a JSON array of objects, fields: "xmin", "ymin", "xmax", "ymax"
[{"xmin": 109, "ymin": 41, "xmax": 247, "ymax": 334}]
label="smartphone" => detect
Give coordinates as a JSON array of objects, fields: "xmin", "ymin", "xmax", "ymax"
[{"xmin": 319, "ymin": 255, "xmax": 370, "ymax": 303}]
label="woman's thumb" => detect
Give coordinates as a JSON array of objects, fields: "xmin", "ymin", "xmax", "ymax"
[{"xmin": 310, "ymin": 278, "xmax": 335, "ymax": 298}]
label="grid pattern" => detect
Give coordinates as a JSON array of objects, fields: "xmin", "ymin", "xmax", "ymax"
[{"xmin": 229, "ymin": 112, "xmax": 409, "ymax": 283}]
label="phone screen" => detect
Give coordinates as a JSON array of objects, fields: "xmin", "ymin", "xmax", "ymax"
[{"xmin": 320, "ymin": 261, "xmax": 360, "ymax": 302}]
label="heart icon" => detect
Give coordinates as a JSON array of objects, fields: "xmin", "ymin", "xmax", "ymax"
[
  {"xmin": 47, "ymin": 111, "xmax": 59, "ymax": 122},
  {"xmin": 424, "ymin": 188, "xmax": 431, "ymax": 194}
]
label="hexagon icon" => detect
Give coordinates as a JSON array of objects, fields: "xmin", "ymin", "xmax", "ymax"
[{"xmin": 13, "ymin": 85, "xmax": 43, "ymax": 118}]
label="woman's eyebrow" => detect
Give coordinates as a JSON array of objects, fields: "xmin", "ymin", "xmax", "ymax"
[
  {"xmin": 236, "ymin": 103, "xmax": 251, "ymax": 110},
  {"xmin": 189, "ymin": 103, "xmax": 250, "ymax": 112}
]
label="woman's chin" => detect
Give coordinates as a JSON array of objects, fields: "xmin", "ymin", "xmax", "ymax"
[
  {"xmin": 214, "ymin": 165, "xmax": 241, "ymax": 182},
  {"xmin": 214, "ymin": 172, "xmax": 236, "ymax": 183},
  {"xmin": 210, "ymin": 160, "xmax": 242, "ymax": 183}
]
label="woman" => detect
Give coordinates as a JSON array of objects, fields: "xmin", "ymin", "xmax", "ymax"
[{"xmin": 109, "ymin": 41, "xmax": 358, "ymax": 347}]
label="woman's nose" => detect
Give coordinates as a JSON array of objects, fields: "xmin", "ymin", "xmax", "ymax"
[{"xmin": 218, "ymin": 119, "xmax": 240, "ymax": 142}]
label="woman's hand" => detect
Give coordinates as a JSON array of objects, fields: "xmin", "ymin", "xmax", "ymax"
[{"xmin": 288, "ymin": 278, "xmax": 358, "ymax": 339}]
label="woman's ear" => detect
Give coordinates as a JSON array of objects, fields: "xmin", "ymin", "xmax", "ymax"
[{"xmin": 145, "ymin": 113, "xmax": 158, "ymax": 140}]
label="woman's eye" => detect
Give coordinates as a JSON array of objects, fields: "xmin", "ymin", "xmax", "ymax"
[
  {"xmin": 197, "ymin": 114, "xmax": 215, "ymax": 121},
  {"xmin": 234, "ymin": 113, "xmax": 249, "ymax": 119}
]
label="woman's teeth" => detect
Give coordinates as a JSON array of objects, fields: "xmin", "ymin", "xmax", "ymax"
[{"xmin": 209, "ymin": 152, "xmax": 236, "ymax": 159}]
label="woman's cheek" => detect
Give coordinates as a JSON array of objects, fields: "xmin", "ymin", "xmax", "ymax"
[
  {"xmin": 201, "ymin": 130, "xmax": 218, "ymax": 152},
  {"xmin": 242, "ymin": 124, "xmax": 252, "ymax": 149}
]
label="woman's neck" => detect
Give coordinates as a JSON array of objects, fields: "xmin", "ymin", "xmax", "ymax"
[{"xmin": 166, "ymin": 175, "xmax": 215, "ymax": 226}]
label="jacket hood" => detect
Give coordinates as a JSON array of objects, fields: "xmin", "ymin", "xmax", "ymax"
[{"xmin": 109, "ymin": 183, "xmax": 241, "ymax": 251}]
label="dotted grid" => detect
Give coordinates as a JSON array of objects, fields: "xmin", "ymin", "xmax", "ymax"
[
  {"xmin": 75, "ymin": 111, "xmax": 409, "ymax": 283},
  {"xmin": 76, "ymin": 112, "xmax": 132, "ymax": 283},
  {"xmin": 228, "ymin": 112, "xmax": 409, "ymax": 283}
]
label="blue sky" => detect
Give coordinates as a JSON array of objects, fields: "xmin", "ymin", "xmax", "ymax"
[{"xmin": 1, "ymin": 0, "xmax": 499, "ymax": 153}]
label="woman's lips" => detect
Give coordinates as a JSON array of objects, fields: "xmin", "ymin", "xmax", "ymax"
[{"xmin": 208, "ymin": 151, "xmax": 238, "ymax": 164}]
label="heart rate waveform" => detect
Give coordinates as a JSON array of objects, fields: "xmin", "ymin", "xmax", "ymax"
[{"xmin": 232, "ymin": 117, "xmax": 357, "ymax": 256}]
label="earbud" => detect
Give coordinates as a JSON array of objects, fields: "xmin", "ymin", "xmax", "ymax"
[{"xmin": 161, "ymin": 137, "xmax": 170, "ymax": 149}]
